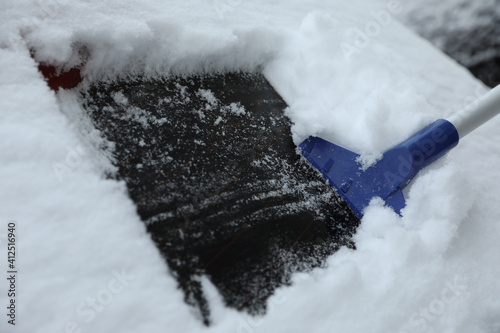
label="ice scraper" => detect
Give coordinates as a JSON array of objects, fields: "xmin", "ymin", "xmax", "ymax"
[{"xmin": 299, "ymin": 85, "xmax": 500, "ymax": 218}]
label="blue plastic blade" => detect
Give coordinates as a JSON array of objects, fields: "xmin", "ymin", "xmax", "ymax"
[{"xmin": 299, "ymin": 119, "xmax": 459, "ymax": 218}]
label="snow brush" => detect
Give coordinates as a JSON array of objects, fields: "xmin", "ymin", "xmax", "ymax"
[{"xmin": 299, "ymin": 85, "xmax": 500, "ymax": 218}]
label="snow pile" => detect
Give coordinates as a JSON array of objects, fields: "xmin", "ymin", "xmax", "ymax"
[
  {"xmin": 3, "ymin": 0, "xmax": 287, "ymax": 79},
  {"xmin": 265, "ymin": 2, "xmax": 486, "ymax": 159},
  {"xmin": 1, "ymin": 0, "xmax": 500, "ymax": 333}
]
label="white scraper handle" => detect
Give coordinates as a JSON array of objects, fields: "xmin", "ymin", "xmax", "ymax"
[{"xmin": 448, "ymin": 84, "xmax": 500, "ymax": 139}]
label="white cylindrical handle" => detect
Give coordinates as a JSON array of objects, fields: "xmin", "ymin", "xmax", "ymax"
[{"xmin": 447, "ymin": 84, "xmax": 500, "ymax": 139}]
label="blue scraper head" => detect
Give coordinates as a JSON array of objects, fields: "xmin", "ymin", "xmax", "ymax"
[{"xmin": 299, "ymin": 119, "xmax": 459, "ymax": 218}]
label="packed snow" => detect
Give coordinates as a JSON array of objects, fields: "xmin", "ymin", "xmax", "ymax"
[{"xmin": 1, "ymin": 0, "xmax": 500, "ymax": 333}]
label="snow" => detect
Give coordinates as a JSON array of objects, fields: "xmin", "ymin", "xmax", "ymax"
[
  {"xmin": 399, "ymin": 0, "xmax": 500, "ymax": 67},
  {"xmin": 112, "ymin": 91, "xmax": 129, "ymax": 106},
  {"xmin": 224, "ymin": 102, "xmax": 246, "ymax": 116},
  {"xmin": 1, "ymin": 0, "xmax": 500, "ymax": 333},
  {"xmin": 198, "ymin": 88, "xmax": 246, "ymax": 116}
]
